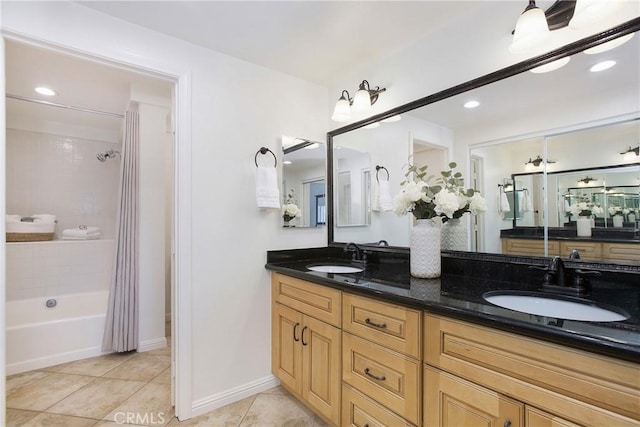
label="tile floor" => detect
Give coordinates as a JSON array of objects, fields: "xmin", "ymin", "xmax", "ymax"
[{"xmin": 6, "ymin": 337, "xmax": 327, "ymax": 427}]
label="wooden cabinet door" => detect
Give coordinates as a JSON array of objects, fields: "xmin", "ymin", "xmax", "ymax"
[
  {"xmin": 424, "ymin": 366, "xmax": 523, "ymax": 427},
  {"xmin": 272, "ymin": 302, "xmax": 303, "ymax": 393},
  {"xmin": 301, "ymin": 315, "xmax": 341, "ymax": 425}
]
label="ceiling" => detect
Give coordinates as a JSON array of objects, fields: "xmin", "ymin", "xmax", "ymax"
[{"xmin": 77, "ymin": 0, "xmax": 489, "ymax": 87}]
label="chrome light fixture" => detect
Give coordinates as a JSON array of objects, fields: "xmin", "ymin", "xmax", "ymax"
[
  {"xmin": 331, "ymin": 80, "xmax": 386, "ymax": 123},
  {"xmin": 621, "ymin": 146, "xmax": 640, "ymax": 161}
]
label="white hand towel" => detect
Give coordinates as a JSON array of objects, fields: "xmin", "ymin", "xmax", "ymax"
[
  {"xmin": 500, "ymin": 191, "xmax": 511, "ymax": 212},
  {"xmin": 525, "ymin": 191, "xmax": 534, "ymax": 212},
  {"xmin": 62, "ymin": 226, "xmax": 102, "ymax": 240},
  {"xmin": 32, "ymin": 214, "xmax": 57, "ymax": 223},
  {"xmin": 6, "ymin": 214, "xmax": 21, "ymax": 223},
  {"xmin": 255, "ymin": 166, "xmax": 280, "ymax": 210},
  {"xmin": 378, "ymin": 181, "xmax": 393, "ymax": 212},
  {"xmin": 564, "ymin": 199, "xmax": 571, "ymax": 213}
]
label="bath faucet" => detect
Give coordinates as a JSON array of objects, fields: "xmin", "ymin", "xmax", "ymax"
[
  {"xmin": 344, "ymin": 242, "xmax": 367, "ymax": 265},
  {"xmin": 532, "ymin": 256, "xmax": 600, "ymax": 296}
]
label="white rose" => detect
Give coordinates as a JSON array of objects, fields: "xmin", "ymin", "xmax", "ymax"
[
  {"xmin": 393, "ymin": 193, "xmax": 412, "ymax": 216},
  {"xmin": 469, "ymin": 193, "xmax": 487, "ymax": 213},
  {"xmin": 434, "ymin": 189, "xmax": 460, "ymax": 218},
  {"xmin": 403, "ymin": 181, "xmax": 426, "ymax": 203}
]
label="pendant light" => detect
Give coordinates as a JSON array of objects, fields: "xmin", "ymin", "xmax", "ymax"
[{"xmin": 509, "ymin": 0, "xmax": 550, "ymax": 54}]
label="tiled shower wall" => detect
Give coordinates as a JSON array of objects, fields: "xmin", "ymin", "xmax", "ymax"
[
  {"xmin": 5, "ymin": 240, "xmax": 115, "ymax": 301},
  {"xmin": 6, "ymin": 128, "xmax": 120, "ymax": 239}
]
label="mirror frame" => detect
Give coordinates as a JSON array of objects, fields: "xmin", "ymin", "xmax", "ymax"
[{"xmin": 327, "ymin": 17, "xmax": 640, "ymax": 253}]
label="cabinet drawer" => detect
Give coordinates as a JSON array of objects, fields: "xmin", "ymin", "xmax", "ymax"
[
  {"xmin": 525, "ymin": 406, "xmax": 581, "ymax": 427},
  {"xmin": 559, "ymin": 241, "xmax": 602, "ymax": 261},
  {"xmin": 602, "ymin": 242, "xmax": 640, "ymax": 263},
  {"xmin": 343, "ymin": 293, "xmax": 421, "ymax": 359},
  {"xmin": 424, "ymin": 314, "xmax": 640, "ymax": 424},
  {"xmin": 272, "ymin": 272, "xmax": 341, "ymax": 326},
  {"xmin": 502, "ymin": 238, "xmax": 560, "ymax": 257},
  {"xmin": 342, "ymin": 384, "xmax": 414, "ymax": 427},
  {"xmin": 343, "ymin": 332, "xmax": 421, "ymax": 425}
]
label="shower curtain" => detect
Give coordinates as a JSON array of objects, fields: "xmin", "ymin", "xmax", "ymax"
[{"xmin": 102, "ymin": 106, "xmax": 140, "ymax": 352}]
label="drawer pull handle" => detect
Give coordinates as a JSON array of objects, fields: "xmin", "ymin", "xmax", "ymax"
[
  {"xmin": 364, "ymin": 368, "xmax": 386, "ymax": 381},
  {"xmin": 365, "ymin": 318, "xmax": 387, "ymax": 329},
  {"xmin": 293, "ymin": 323, "xmax": 300, "ymax": 342},
  {"xmin": 504, "ymin": 420, "xmax": 511, "ymax": 427},
  {"xmin": 301, "ymin": 326, "xmax": 308, "ymax": 346}
]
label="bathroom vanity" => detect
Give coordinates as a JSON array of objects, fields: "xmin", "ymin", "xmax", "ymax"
[{"xmin": 266, "ymin": 248, "xmax": 640, "ymax": 427}]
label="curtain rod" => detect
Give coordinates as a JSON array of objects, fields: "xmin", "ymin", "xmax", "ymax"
[{"xmin": 6, "ymin": 94, "xmax": 124, "ymax": 119}]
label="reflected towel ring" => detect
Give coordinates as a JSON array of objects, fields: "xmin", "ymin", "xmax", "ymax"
[
  {"xmin": 255, "ymin": 147, "xmax": 277, "ymax": 167},
  {"xmin": 375, "ymin": 165, "xmax": 389, "ymax": 182}
]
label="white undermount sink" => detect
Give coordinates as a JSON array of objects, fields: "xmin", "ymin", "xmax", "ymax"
[
  {"xmin": 306, "ymin": 264, "xmax": 364, "ymax": 274},
  {"xmin": 483, "ymin": 291, "xmax": 629, "ymax": 322}
]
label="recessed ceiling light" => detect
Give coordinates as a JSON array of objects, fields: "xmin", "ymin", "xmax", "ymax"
[
  {"xmin": 34, "ymin": 86, "xmax": 57, "ymax": 96},
  {"xmin": 589, "ymin": 60, "xmax": 616, "ymax": 72},
  {"xmin": 283, "ymin": 160, "xmax": 292, "ymax": 165},
  {"xmin": 530, "ymin": 57, "xmax": 571, "ymax": 74},
  {"xmin": 464, "ymin": 100, "xmax": 480, "ymax": 109}
]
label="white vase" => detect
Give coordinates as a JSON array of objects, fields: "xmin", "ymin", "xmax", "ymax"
[
  {"xmin": 441, "ymin": 218, "xmax": 467, "ymax": 251},
  {"xmin": 576, "ymin": 217, "xmax": 592, "ymax": 237},
  {"xmin": 613, "ymin": 215, "xmax": 624, "ymax": 228},
  {"xmin": 410, "ymin": 219, "xmax": 441, "ymax": 278},
  {"xmin": 628, "ymin": 213, "xmax": 636, "ymax": 223}
]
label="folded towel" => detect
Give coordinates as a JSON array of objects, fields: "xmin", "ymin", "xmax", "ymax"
[
  {"xmin": 255, "ymin": 166, "xmax": 280, "ymax": 210},
  {"xmin": 564, "ymin": 199, "xmax": 571, "ymax": 212},
  {"xmin": 32, "ymin": 214, "xmax": 57, "ymax": 223},
  {"xmin": 62, "ymin": 226, "xmax": 102, "ymax": 240},
  {"xmin": 6, "ymin": 214, "xmax": 21, "ymax": 223},
  {"xmin": 378, "ymin": 181, "xmax": 393, "ymax": 212},
  {"xmin": 525, "ymin": 191, "xmax": 533, "ymax": 212},
  {"xmin": 500, "ymin": 191, "xmax": 511, "ymax": 212}
]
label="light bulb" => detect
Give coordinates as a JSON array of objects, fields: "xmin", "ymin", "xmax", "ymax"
[{"xmin": 509, "ymin": 2, "xmax": 550, "ymax": 55}]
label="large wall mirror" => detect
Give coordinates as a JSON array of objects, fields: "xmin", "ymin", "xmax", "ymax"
[
  {"xmin": 327, "ymin": 18, "xmax": 640, "ymax": 265},
  {"xmin": 281, "ymin": 136, "xmax": 326, "ymax": 228}
]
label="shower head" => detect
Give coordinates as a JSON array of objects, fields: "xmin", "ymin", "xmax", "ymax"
[{"xmin": 96, "ymin": 149, "xmax": 120, "ymax": 162}]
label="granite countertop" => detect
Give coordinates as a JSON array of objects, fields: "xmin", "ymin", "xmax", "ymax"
[{"xmin": 266, "ymin": 248, "xmax": 640, "ymax": 363}]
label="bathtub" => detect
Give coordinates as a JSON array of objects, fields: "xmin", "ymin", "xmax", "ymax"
[{"xmin": 6, "ymin": 290, "xmax": 111, "ymax": 375}]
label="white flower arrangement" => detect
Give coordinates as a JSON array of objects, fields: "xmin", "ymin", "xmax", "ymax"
[
  {"xmin": 282, "ymin": 190, "xmax": 302, "ymax": 222},
  {"xmin": 393, "ymin": 161, "xmax": 486, "ymax": 221},
  {"xmin": 609, "ymin": 206, "xmax": 624, "ymax": 216},
  {"xmin": 591, "ymin": 205, "xmax": 604, "ymax": 217},
  {"xmin": 570, "ymin": 201, "xmax": 593, "ymax": 217}
]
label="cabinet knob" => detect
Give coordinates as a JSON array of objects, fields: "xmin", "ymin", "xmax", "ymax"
[
  {"xmin": 301, "ymin": 326, "xmax": 308, "ymax": 346},
  {"xmin": 364, "ymin": 367, "xmax": 386, "ymax": 381},
  {"xmin": 365, "ymin": 318, "xmax": 387, "ymax": 329},
  {"xmin": 293, "ymin": 323, "xmax": 300, "ymax": 342},
  {"xmin": 504, "ymin": 420, "xmax": 511, "ymax": 427}
]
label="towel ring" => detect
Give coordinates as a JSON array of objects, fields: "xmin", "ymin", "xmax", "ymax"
[
  {"xmin": 375, "ymin": 165, "xmax": 389, "ymax": 182},
  {"xmin": 255, "ymin": 147, "xmax": 277, "ymax": 167}
]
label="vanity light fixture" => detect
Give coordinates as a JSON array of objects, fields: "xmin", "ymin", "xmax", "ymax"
[
  {"xmin": 569, "ymin": 0, "xmax": 622, "ymax": 30},
  {"xmin": 525, "ymin": 155, "xmax": 555, "ymax": 169},
  {"xmin": 589, "ymin": 60, "xmax": 616, "ymax": 72},
  {"xmin": 578, "ymin": 176, "xmax": 597, "ymax": 184},
  {"xmin": 331, "ymin": 80, "xmax": 386, "ymax": 123},
  {"xmin": 530, "ymin": 57, "xmax": 571, "ymax": 74},
  {"xmin": 381, "ymin": 115, "xmax": 402, "ymax": 123},
  {"xmin": 621, "ymin": 146, "xmax": 640, "ymax": 161},
  {"xmin": 509, "ymin": 0, "xmax": 550, "ymax": 54},
  {"xmin": 34, "ymin": 86, "xmax": 57, "ymax": 96}
]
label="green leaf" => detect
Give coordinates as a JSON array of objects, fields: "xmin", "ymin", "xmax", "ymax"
[{"xmin": 449, "ymin": 162, "xmax": 457, "ymax": 168}]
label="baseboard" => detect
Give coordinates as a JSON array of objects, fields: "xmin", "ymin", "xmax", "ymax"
[
  {"xmin": 6, "ymin": 346, "xmax": 111, "ymax": 375},
  {"xmin": 190, "ymin": 374, "xmax": 280, "ymax": 419},
  {"xmin": 138, "ymin": 336, "xmax": 168, "ymax": 353}
]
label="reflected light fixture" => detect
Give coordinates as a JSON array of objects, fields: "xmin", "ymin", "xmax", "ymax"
[
  {"xmin": 331, "ymin": 80, "xmax": 386, "ymax": 122},
  {"xmin": 464, "ymin": 100, "xmax": 480, "ymax": 109},
  {"xmin": 525, "ymin": 155, "xmax": 555, "ymax": 169},
  {"xmin": 381, "ymin": 115, "xmax": 402, "ymax": 123},
  {"xmin": 621, "ymin": 146, "xmax": 640, "ymax": 161},
  {"xmin": 578, "ymin": 176, "xmax": 597, "ymax": 184},
  {"xmin": 584, "ymin": 33, "xmax": 634, "ymax": 54},
  {"xmin": 530, "ymin": 56, "xmax": 571, "ymax": 73}
]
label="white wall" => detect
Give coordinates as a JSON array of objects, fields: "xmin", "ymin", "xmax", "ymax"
[
  {"xmin": 2, "ymin": 1, "xmax": 328, "ymax": 420},
  {"xmin": 5, "ymin": 128, "xmax": 120, "ymax": 239},
  {"xmin": 1, "ymin": 27, "xmax": 7, "ymax": 425}
]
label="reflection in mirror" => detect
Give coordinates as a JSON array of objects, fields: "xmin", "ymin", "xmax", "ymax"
[
  {"xmin": 329, "ymin": 25, "xmax": 639, "ymax": 265},
  {"xmin": 335, "ymin": 146, "xmax": 370, "ymax": 227},
  {"xmin": 281, "ymin": 136, "xmax": 326, "ymax": 228}
]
